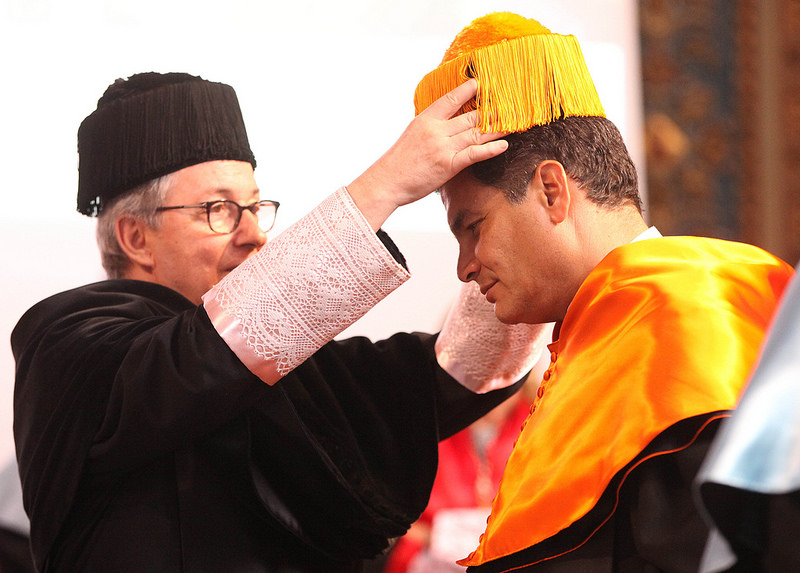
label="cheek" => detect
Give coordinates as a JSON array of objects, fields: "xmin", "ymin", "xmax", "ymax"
[
  {"xmin": 476, "ymin": 231, "xmax": 510, "ymax": 268},
  {"xmin": 174, "ymin": 240, "xmax": 229, "ymax": 279},
  {"xmin": 203, "ymin": 245, "xmax": 231, "ymax": 276}
]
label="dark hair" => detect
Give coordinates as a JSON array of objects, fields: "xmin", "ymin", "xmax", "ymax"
[{"xmin": 468, "ymin": 116, "xmax": 641, "ymax": 212}]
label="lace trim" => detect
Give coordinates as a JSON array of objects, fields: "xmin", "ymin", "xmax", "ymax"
[
  {"xmin": 435, "ymin": 281, "xmax": 550, "ymax": 393},
  {"xmin": 203, "ymin": 187, "xmax": 410, "ymax": 384}
]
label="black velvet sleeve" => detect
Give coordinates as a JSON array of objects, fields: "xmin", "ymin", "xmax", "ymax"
[
  {"xmin": 12, "ymin": 280, "xmax": 269, "ymax": 566},
  {"xmin": 13, "ymin": 281, "xmax": 265, "ymax": 473},
  {"xmin": 242, "ymin": 330, "xmax": 525, "ymax": 559},
  {"xmin": 13, "ymin": 279, "xmax": 524, "ymax": 568}
]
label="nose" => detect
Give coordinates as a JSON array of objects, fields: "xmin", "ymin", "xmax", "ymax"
[
  {"xmin": 234, "ymin": 209, "xmax": 267, "ymax": 249},
  {"xmin": 457, "ymin": 248, "xmax": 480, "ymax": 283}
]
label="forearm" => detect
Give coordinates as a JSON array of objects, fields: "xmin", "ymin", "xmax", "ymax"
[
  {"xmin": 435, "ymin": 281, "xmax": 550, "ymax": 393},
  {"xmin": 203, "ymin": 187, "xmax": 410, "ymax": 384}
]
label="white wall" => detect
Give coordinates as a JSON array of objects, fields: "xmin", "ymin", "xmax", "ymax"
[{"xmin": 0, "ymin": 0, "xmax": 643, "ymax": 480}]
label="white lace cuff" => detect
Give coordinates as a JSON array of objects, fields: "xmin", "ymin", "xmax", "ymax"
[
  {"xmin": 202, "ymin": 187, "xmax": 411, "ymax": 384},
  {"xmin": 435, "ymin": 281, "xmax": 550, "ymax": 393}
]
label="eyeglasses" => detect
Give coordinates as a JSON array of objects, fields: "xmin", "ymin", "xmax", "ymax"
[{"xmin": 156, "ymin": 199, "xmax": 280, "ymax": 234}]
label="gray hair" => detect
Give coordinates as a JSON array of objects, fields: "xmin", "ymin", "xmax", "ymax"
[{"xmin": 96, "ymin": 173, "xmax": 174, "ymax": 278}]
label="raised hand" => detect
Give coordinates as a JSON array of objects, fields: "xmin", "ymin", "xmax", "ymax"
[{"xmin": 347, "ymin": 79, "xmax": 507, "ymax": 231}]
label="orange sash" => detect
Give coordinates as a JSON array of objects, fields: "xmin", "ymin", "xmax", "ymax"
[{"xmin": 462, "ymin": 236, "xmax": 793, "ymax": 568}]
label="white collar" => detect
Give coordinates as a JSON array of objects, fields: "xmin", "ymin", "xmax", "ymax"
[{"xmin": 631, "ymin": 226, "xmax": 662, "ymax": 243}]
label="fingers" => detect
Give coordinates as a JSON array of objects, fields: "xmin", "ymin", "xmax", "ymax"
[
  {"xmin": 446, "ymin": 109, "xmax": 508, "ymax": 169},
  {"xmin": 441, "ymin": 109, "xmax": 477, "ymax": 137},
  {"xmin": 422, "ymin": 81, "xmax": 505, "ymax": 141},
  {"xmin": 421, "ymin": 79, "xmax": 478, "ymax": 120},
  {"xmin": 452, "ymin": 139, "xmax": 509, "ymax": 173},
  {"xmin": 347, "ymin": 79, "xmax": 510, "ymax": 229},
  {"xmin": 448, "ymin": 112, "xmax": 507, "ymax": 143}
]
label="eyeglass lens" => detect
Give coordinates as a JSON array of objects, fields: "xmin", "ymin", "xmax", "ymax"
[{"xmin": 208, "ymin": 201, "xmax": 278, "ymax": 234}]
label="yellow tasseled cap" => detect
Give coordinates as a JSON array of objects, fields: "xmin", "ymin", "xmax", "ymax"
[{"xmin": 414, "ymin": 12, "xmax": 605, "ymax": 133}]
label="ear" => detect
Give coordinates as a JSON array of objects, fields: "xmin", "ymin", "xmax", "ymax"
[
  {"xmin": 115, "ymin": 215, "xmax": 155, "ymax": 274},
  {"xmin": 535, "ymin": 160, "xmax": 571, "ymax": 224}
]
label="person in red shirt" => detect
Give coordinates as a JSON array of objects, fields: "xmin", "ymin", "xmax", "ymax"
[{"xmin": 378, "ymin": 357, "xmax": 548, "ymax": 573}]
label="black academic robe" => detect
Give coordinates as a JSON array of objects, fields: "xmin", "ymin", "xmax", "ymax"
[{"xmin": 12, "ymin": 279, "xmax": 523, "ymax": 573}]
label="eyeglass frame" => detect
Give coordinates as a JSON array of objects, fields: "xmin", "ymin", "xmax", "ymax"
[{"xmin": 155, "ymin": 199, "xmax": 280, "ymax": 234}]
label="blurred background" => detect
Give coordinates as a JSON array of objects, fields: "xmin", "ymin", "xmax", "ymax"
[
  {"xmin": 0, "ymin": 0, "xmax": 643, "ymax": 465},
  {"xmin": 1, "ymin": 0, "xmax": 799, "ymax": 565}
]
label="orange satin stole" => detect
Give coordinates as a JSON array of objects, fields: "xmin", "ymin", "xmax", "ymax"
[{"xmin": 462, "ymin": 236, "xmax": 794, "ymax": 567}]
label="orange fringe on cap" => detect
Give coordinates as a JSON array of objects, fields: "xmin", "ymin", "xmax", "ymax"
[{"xmin": 414, "ymin": 12, "xmax": 605, "ymax": 133}]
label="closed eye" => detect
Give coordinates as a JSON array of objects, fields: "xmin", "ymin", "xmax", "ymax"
[
  {"xmin": 467, "ymin": 218, "xmax": 484, "ymax": 234},
  {"xmin": 449, "ymin": 210, "xmax": 483, "ymax": 239}
]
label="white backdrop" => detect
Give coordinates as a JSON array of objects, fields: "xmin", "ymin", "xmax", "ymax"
[{"xmin": 0, "ymin": 0, "xmax": 644, "ymax": 499}]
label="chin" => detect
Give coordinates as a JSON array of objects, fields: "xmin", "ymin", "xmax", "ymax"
[
  {"xmin": 495, "ymin": 300, "xmax": 547, "ymax": 325},
  {"xmin": 493, "ymin": 304, "xmax": 525, "ymax": 325}
]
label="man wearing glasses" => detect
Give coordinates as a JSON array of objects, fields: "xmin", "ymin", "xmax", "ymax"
[{"xmin": 12, "ymin": 72, "xmax": 546, "ymax": 572}]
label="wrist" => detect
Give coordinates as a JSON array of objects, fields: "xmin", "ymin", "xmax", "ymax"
[{"xmin": 346, "ymin": 172, "xmax": 399, "ymax": 231}]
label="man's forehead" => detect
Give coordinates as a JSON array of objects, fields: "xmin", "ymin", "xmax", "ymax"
[
  {"xmin": 439, "ymin": 183, "xmax": 460, "ymax": 221},
  {"xmin": 440, "ymin": 172, "xmax": 473, "ymax": 206},
  {"xmin": 441, "ymin": 172, "xmax": 492, "ymax": 203},
  {"xmin": 441, "ymin": 180, "xmax": 484, "ymax": 231}
]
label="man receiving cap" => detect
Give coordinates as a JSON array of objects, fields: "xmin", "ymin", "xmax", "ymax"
[
  {"xmin": 12, "ymin": 72, "xmax": 548, "ymax": 572},
  {"xmin": 415, "ymin": 12, "xmax": 795, "ymax": 572}
]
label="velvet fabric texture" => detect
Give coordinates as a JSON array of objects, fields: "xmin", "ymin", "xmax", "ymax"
[
  {"xmin": 12, "ymin": 280, "xmax": 524, "ymax": 572},
  {"xmin": 77, "ymin": 72, "xmax": 256, "ymax": 216}
]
